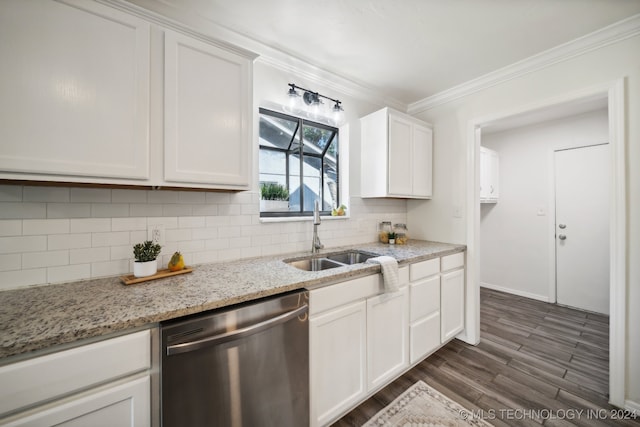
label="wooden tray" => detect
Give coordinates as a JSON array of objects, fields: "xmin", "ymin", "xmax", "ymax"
[{"xmin": 120, "ymin": 267, "xmax": 193, "ymax": 285}]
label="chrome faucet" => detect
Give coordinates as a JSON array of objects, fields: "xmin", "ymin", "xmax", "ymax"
[{"xmin": 311, "ymin": 199, "xmax": 324, "ymax": 254}]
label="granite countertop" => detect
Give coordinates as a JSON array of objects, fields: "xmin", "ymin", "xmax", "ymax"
[{"xmin": 0, "ymin": 240, "xmax": 465, "ymax": 361}]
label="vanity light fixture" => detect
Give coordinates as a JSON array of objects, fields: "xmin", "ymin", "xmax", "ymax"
[{"xmin": 287, "ymin": 83, "xmax": 344, "ymax": 121}]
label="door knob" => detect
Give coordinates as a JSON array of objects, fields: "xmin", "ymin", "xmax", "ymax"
[
  {"xmin": 558, "ymin": 224, "xmax": 566, "ymax": 229},
  {"xmin": 558, "ymin": 234, "xmax": 567, "ymax": 240}
]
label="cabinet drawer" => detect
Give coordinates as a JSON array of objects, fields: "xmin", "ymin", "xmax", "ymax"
[
  {"xmin": 409, "ymin": 258, "xmax": 439, "ymax": 281},
  {"xmin": 441, "ymin": 252, "xmax": 464, "ymax": 272},
  {"xmin": 0, "ymin": 330, "xmax": 150, "ymax": 416},
  {"xmin": 309, "ymin": 275, "xmax": 381, "ymax": 316},
  {"xmin": 409, "ymin": 312, "xmax": 440, "ymax": 364},
  {"xmin": 409, "ymin": 276, "xmax": 440, "ymax": 322}
]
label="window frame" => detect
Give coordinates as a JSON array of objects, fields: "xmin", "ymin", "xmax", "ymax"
[{"xmin": 258, "ymin": 108, "xmax": 340, "ymax": 218}]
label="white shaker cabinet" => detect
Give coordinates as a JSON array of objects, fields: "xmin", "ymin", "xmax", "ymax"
[
  {"xmin": 0, "ymin": 330, "xmax": 152, "ymax": 427},
  {"xmin": 408, "ymin": 258, "xmax": 441, "ymax": 364},
  {"xmin": 1, "ymin": 377, "xmax": 149, "ymax": 427},
  {"xmin": 163, "ymin": 30, "xmax": 251, "ymax": 189},
  {"xmin": 480, "ymin": 146, "xmax": 499, "ymax": 203},
  {"xmin": 309, "ymin": 300, "xmax": 367, "ymax": 427},
  {"xmin": 361, "ymin": 107, "xmax": 433, "ymax": 199},
  {"xmin": 366, "ymin": 288, "xmax": 408, "ymax": 391},
  {"xmin": 0, "ymin": 0, "xmax": 151, "ymax": 183},
  {"xmin": 440, "ymin": 252, "xmax": 466, "ymax": 342},
  {"xmin": 0, "ymin": 0, "xmax": 254, "ymax": 191}
]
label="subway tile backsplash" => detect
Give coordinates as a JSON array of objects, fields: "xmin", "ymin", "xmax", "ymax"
[{"xmin": 0, "ymin": 185, "xmax": 407, "ymax": 290}]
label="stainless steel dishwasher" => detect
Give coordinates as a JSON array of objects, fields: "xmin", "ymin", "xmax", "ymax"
[{"xmin": 161, "ymin": 290, "xmax": 309, "ymax": 427}]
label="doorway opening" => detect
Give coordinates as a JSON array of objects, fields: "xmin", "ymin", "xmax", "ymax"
[{"xmin": 465, "ymin": 79, "xmax": 626, "ymax": 407}]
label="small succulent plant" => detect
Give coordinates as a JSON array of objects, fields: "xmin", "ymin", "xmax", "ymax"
[{"xmin": 133, "ymin": 240, "xmax": 162, "ymax": 262}]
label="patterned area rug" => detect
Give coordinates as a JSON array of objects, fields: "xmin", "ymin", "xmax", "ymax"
[{"xmin": 363, "ymin": 381, "xmax": 492, "ymax": 427}]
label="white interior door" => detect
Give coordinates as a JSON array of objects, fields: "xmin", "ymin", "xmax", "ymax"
[{"xmin": 555, "ymin": 144, "xmax": 609, "ymax": 314}]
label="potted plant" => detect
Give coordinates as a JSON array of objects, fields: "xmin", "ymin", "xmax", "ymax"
[
  {"xmin": 388, "ymin": 232, "xmax": 396, "ymax": 245},
  {"xmin": 132, "ymin": 240, "xmax": 162, "ymax": 277},
  {"xmin": 260, "ymin": 183, "xmax": 290, "ymax": 212}
]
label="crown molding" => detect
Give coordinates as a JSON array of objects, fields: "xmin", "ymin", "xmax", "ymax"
[
  {"xmin": 101, "ymin": 0, "xmax": 407, "ymax": 112},
  {"xmin": 407, "ymin": 13, "xmax": 640, "ymax": 115}
]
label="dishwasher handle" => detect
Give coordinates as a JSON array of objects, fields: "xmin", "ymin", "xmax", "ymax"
[{"xmin": 166, "ymin": 304, "xmax": 308, "ymax": 356}]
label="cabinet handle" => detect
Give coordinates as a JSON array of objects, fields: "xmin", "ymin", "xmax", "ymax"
[
  {"xmin": 558, "ymin": 234, "xmax": 567, "ymax": 240},
  {"xmin": 165, "ymin": 305, "xmax": 308, "ymax": 356}
]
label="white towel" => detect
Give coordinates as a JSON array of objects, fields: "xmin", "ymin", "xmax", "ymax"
[{"xmin": 366, "ymin": 256, "xmax": 399, "ymax": 292}]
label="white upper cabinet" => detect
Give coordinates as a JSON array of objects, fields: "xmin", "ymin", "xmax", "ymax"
[
  {"xmin": 0, "ymin": 0, "xmax": 151, "ymax": 183},
  {"xmin": 0, "ymin": 0, "xmax": 254, "ymax": 190},
  {"xmin": 480, "ymin": 146, "xmax": 499, "ymax": 202},
  {"xmin": 361, "ymin": 107, "xmax": 433, "ymax": 199},
  {"xmin": 163, "ymin": 30, "xmax": 251, "ymax": 189}
]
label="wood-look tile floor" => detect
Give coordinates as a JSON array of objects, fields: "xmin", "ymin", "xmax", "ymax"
[{"xmin": 332, "ymin": 288, "xmax": 639, "ymax": 426}]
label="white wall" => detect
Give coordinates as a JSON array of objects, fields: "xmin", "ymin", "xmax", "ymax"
[
  {"xmin": 406, "ymin": 34, "xmax": 640, "ymax": 406},
  {"xmin": 479, "ymin": 109, "xmax": 608, "ymax": 300}
]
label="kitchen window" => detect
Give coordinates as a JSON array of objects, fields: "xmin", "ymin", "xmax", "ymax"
[{"xmin": 259, "ymin": 108, "xmax": 340, "ymax": 218}]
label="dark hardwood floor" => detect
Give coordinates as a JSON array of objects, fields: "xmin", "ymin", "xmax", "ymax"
[{"xmin": 332, "ymin": 288, "xmax": 639, "ymax": 426}]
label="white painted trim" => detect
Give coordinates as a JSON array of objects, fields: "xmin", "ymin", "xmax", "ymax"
[
  {"xmin": 480, "ymin": 282, "xmax": 550, "ymax": 302},
  {"xmin": 467, "ymin": 78, "xmax": 626, "ymax": 407},
  {"xmin": 409, "ymin": 14, "xmax": 640, "ymax": 114},
  {"xmin": 608, "ymin": 78, "xmax": 626, "ymax": 408},
  {"xmin": 459, "ymin": 126, "xmax": 481, "ymax": 346},
  {"xmin": 547, "ymin": 149, "xmax": 557, "ymax": 304},
  {"xmin": 625, "ymin": 400, "xmax": 640, "ymax": 413},
  {"xmin": 100, "ymin": 0, "xmax": 406, "ymax": 112}
]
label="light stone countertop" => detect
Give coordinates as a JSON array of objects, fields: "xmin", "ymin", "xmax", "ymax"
[{"xmin": 0, "ymin": 240, "xmax": 465, "ymax": 361}]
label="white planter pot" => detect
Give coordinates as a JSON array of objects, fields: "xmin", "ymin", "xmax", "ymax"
[
  {"xmin": 260, "ymin": 200, "xmax": 289, "ymax": 212},
  {"xmin": 133, "ymin": 260, "xmax": 158, "ymax": 278}
]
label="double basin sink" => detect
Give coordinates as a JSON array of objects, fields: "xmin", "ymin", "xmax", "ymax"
[{"xmin": 285, "ymin": 250, "xmax": 379, "ymax": 271}]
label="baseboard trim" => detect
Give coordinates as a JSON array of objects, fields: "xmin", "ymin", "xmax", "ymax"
[
  {"xmin": 480, "ymin": 282, "xmax": 549, "ymax": 302},
  {"xmin": 625, "ymin": 399, "xmax": 640, "ymax": 413}
]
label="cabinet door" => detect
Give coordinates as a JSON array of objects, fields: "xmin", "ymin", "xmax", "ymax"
[
  {"xmin": 3, "ymin": 376, "xmax": 149, "ymax": 427},
  {"xmin": 0, "ymin": 0, "xmax": 150, "ymax": 181},
  {"xmin": 410, "ymin": 312, "xmax": 440, "ymax": 364},
  {"xmin": 387, "ymin": 114, "xmax": 413, "ymax": 196},
  {"xmin": 409, "ymin": 276, "xmax": 440, "ymax": 363},
  {"xmin": 366, "ymin": 288, "xmax": 408, "ymax": 392},
  {"xmin": 310, "ymin": 300, "xmax": 366, "ymax": 427},
  {"xmin": 489, "ymin": 149, "xmax": 499, "ymax": 199},
  {"xmin": 164, "ymin": 30, "xmax": 251, "ymax": 189},
  {"xmin": 441, "ymin": 268, "xmax": 465, "ymax": 342},
  {"xmin": 411, "ymin": 124, "xmax": 433, "ymax": 197},
  {"xmin": 480, "ymin": 147, "xmax": 499, "ymax": 202}
]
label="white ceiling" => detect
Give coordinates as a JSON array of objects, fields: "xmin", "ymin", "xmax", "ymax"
[{"xmin": 154, "ymin": 0, "xmax": 640, "ymax": 105}]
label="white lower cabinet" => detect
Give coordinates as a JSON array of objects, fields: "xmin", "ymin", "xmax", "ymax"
[
  {"xmin": 2, "ymin": 376, "xmax": 149, "ymax": 427},
  {"xmin": 0, "ymin": 330, "xmax": 152, "ymax": 427},
  {"xmin": 441, "ymin": 253, "xmax": 466, "ymax": 342},
  {"xmin": 309, "ymin": 300, "xmax": 367, "ymax": 427},
  {"xmin": 409, "ymin": 274, "xmax": 440, "ymax": 363},
  {"xmin": 366, "ymin": 288, "xmax": 408, "ymax": 391},
  {"xmin": 309, "ymin": 251, "xmax": 465, "ymax": 427},
  {"xmin": 309, "ymin": 272, "xmax": 409, "ymax": 427}
]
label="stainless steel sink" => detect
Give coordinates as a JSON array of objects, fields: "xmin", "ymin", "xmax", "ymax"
[
  {"xmin": 325, "ymin": 250, "xmax": 377, "ymax": 265},
  {"xmin": 285, "ymin": 250, "xmax": 379, "ymax": 271},
  {"xmin": 286, "ymin": 257, "xmax": 343, "ymax": 271}
]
